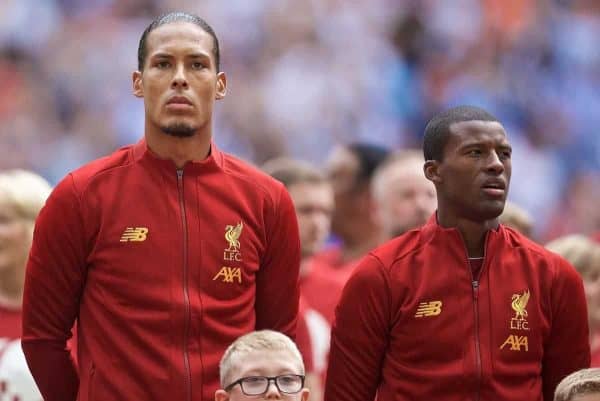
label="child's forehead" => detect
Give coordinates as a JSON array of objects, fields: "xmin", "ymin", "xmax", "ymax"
[{"xmin": 232, "ymin": 348, "xmax": 303, "ymax": 376}]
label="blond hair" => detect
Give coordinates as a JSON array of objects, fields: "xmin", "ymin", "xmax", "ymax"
[
  {"xmin": 554, "ymin": 368, "xmax": 600, "ymax": 401},
  {"xmin": 546, "ymin": 235, "xmax": 600, "ymax": 280},
  {"xmin": 262, "ymin": 157, "xmax": 327, "ymax": 189},
  {"xmin": 0, "ymin": 169, "xmax": 52, "ymax": 225},
  {"xmin": 500, "ymin": 201, "xmax": 533, "ymax": 237},
  {"xmin": 219, "ymin": 330, "xmax": 304, "ymax": 387}
]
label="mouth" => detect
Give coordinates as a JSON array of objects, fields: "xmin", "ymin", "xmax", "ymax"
[
  {"xmin": 481, "ymin": 179, "xmax": 506, "ymax": 197},
  {"xmin": 166, "ymin": 96, "xmax": 193, "ymax": 109}
]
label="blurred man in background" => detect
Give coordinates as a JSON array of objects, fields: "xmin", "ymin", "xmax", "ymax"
[
  {"xmin": 371, "ymin": 149, "xmax": 437, "ymax": 240},
  {"xmin": 264, "ymin": 157, "xmax": 338, "ymax": 401},
  {"xmin": 21, "ymin": 12, "xmax": 300, "ymax": 401},
  {"xmin": 313, "ymin": 143, "xmax": 389, "ymax": 286},
  {"xmin": 0, "ymin": 169, "xmax": 51, "ymax": 401}
]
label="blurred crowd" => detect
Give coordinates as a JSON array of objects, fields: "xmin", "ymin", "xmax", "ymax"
[{"xmin": 1, "ymin": 0, "xmax": 599, "ymax": 241}]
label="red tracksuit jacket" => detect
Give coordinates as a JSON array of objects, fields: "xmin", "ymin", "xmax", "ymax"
[
  {"xmin": 325, "ymin": 215, "xmax": 590, "ymax": 401},
  {"xmin": 22, "ymin": 140, "xmax": 301, "ymax": 401}
]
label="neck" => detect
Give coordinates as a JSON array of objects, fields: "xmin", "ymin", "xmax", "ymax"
[
  {"xmin": 437, "ymin": 210, "xmax": 499, "ymax": 258},
  {"xmin": 0, "ymin": 264, "xmax": 24, "ymax": 309},
  {"xmin": 145, "ymin": 126, "xmax": 212, "ymax": 169}
]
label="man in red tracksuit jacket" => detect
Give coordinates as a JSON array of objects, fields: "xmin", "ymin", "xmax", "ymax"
[
  {"xmin": 325, "ymin": 105, "xmax": 590, "ymax": 401},
  {"xmin": 21, "ymin": 12, "xmax": 301, "ymax": 401}
]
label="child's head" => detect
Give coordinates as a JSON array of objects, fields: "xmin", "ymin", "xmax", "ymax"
[
  {"xmin": 215, "ymin": 330, "xmax": 309, "ymax": 401},
  {"xmin": 555, "ymin": 368, "xmax": 600, "ymax": 401}
]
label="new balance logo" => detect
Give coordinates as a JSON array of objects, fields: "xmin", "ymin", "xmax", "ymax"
[
  {"xmin": 415, "ymin": 301, "xmax": 443, "ymax": 318},
  {"xmin": 120, "ymin": 227, "xmax": 148, "ymax": 242},
  {"xmin": 213, "ymin": 266, "xmax": 242, "ymax": 283}
]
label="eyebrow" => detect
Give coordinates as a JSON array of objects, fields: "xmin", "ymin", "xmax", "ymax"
[{"xmin": 149, "ymin": 52, "xmax": 211, "ymax": 59}]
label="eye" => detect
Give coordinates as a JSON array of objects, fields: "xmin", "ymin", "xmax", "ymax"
[
  {"xmin": 191, "ymin": 62, "xmax": 206, "ymax": 70},
  {"xmin": 155, "ymin": 61, "xmax": 171, "ymax": 69},
  {"xmin": 467, "ymin": 149, "xmax": 482, "ymax": 157},
  {"xmin": 499, "ymin": 150, "xmax": 512, "ymax": 160}
]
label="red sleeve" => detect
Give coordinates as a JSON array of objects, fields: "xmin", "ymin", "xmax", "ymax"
[
  {"xmin": 324, "ymin": 255, "xmax": 390, "ymax": 401},
  {"xmin": 21, "ymin": 174, "xmax": 86, "ymax": 401},
  {"xmin": 542, "ymin": 257, "xmax": 591, "ymax": 401},
  {"xmin": 255, "ymin": 185, "xmax": 300, "ymax": 338}
]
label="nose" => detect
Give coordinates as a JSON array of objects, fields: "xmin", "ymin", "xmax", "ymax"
[
  {"xmin": 264, "ymin": 380, "xmax": 282, "ymax": 399},
  {"xmin": 171, "ymin": 64, "xmax": 188, "ymax": 89},
  {"xmin": 486, "ymin": 151, "xmax": 504, "ymax": 174}
]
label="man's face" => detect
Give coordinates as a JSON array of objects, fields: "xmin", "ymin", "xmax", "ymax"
[
  {"xmin": 133, "ymin": 22, "xmax": 226, "ymax": 137},
  {"xmin": 326, "ymin": 147, "xmax": 364, "ymax": 237},
  {"xmin": 376, "ymin": 159, "xmax": 436, "ymax": 238},
  {"xmin": 288, "ymin": 182, "xmax": 334, "ymax": 258},
  {"xmin": 432, "ymin": 120, "xmax": 512, "ymax": 222},
  {"xmin": 216, "ymin": 349, "xmax": 309, "ymax": 401}
]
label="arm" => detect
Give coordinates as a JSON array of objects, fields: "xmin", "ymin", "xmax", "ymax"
[
  {"xmin": 255, "ymin": 186, "xmax": 301, "ymax": 338},
  {"xmin": 324, "ymin": 256, "xmax": 391, "ymax": 401},
  {"xmin": 22, "ymin": 174, "xmax": 87, "ymax": 401},
  {"xmin": 542, "ymin": 258, "xmax": 591, "ymax": 401}
]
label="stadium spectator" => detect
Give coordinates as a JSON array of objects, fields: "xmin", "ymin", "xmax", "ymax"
[
  {"xmin": 263, "ymin": 157, "xmax": 339, "ymax": 401},
  {"xmin": 0, "ymin": 169, "xmax": 51, "ymax": 401},
  {"xmin": 500, "ymin": 200, "xmax": 534, "ymax": 238},
  {"xmin": 546, "ymin": 235, "xmax": 600, "ymax": 367},
  {"xmin": 313, "ymin": 143, "xmax": 389, "ymax": 287},
  {"xmin": 371, "ymin": 149, "xmax": 437, "ymax": 240},
  {"xmin": 21, "ymin": 12, "xmax": 300, "ymax": 401}
]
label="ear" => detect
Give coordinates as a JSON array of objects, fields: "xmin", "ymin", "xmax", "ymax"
[
  {"xmin": 215, "ymin": 71, "xmax": 227, "ymax": 100},
  {"xmin": 132, "ymin": 70, "xmax": 144, "ymax": 98},
  {"xmin": 300, "ymin": 388, "xmax": 310, "ymax": 401},
  {"xmin": 424, "ymin": 160, "xmax": 442, "ymax": 185},
  {"xmin": 214, "ymin": 389, "xmax": 229, "ymax": 401}
]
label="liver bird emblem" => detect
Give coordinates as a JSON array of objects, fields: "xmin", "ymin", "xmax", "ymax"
[
  {"xmin": 511, "ymin": 290, "xmax": 530, "ymax": 320},
  {"xmin": 225, "ymin": 222, "xmax": 244, "ymax": 251}
]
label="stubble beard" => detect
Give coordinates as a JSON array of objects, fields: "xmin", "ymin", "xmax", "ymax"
[{"xmin": 161, "ymin": 122, "xmax": 197, "ymax": 138}]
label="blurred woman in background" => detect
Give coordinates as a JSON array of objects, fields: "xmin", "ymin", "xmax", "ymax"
[
  {"xmin": 0, "ymin": 169, "xmax": 51, "ymax": 401},
  {"xmin": 546, "ymin": 235, "xmax": 600, "ymax": 367}
]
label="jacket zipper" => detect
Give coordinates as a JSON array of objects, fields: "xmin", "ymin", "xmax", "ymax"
[
  {"xmin": 472, "ymin": 279, "xmax": 481, "ymax": 401},
  {"xmin": 177, "ymin": 169, "xmax": 192, "ymax": 401},
  {"xmin": 463, "ymin": 238, "xmax": 487, "ymax": 401}
]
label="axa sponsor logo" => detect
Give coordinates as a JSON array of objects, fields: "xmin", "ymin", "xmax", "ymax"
[{"xmin": 213, "ymin": 266, "xmax": 242, "ymax": 283}]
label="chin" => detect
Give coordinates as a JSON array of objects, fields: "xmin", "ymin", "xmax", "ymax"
[{"xmin": 160, "ymin": 122, "xmax": 198, "ymax": 138}]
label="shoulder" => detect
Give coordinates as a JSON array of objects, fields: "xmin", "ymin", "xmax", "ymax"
[
  {"xmin": 66, "ymin": 145, "xmax": 135, "ymax": 195},
  {"xmin": 368, "ymin": 228, "xmax": 430, "ymax": 272},
  {"xmin": 498, "ymin": 225, "xmax": 580, "ymax": 279}
]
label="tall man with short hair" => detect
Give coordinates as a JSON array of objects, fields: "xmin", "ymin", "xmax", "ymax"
[
  {"xmin": 325, "ymin": 105, "xmax": 590, "ymax": 401},
  {"xmin": 22, "ymin": 12, "xmax": 300, "ymax": 401}
]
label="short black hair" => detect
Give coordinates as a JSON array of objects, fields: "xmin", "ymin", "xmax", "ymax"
[
  {"xmin": 137, "ymin": 11, "xmax": 220, "ymax": 71},
  {"xmin": 347, "ymin": 143, "xmax": 390, "ymax": 186},
  {"xmin": 423, "ymin": 105, "xmax": 499, "ymax": 161}
]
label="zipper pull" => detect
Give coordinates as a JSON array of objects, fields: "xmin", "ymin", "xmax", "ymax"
[{"xmin": 472, "ymin": 280, "xmax": 479, "ymax": 300}]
